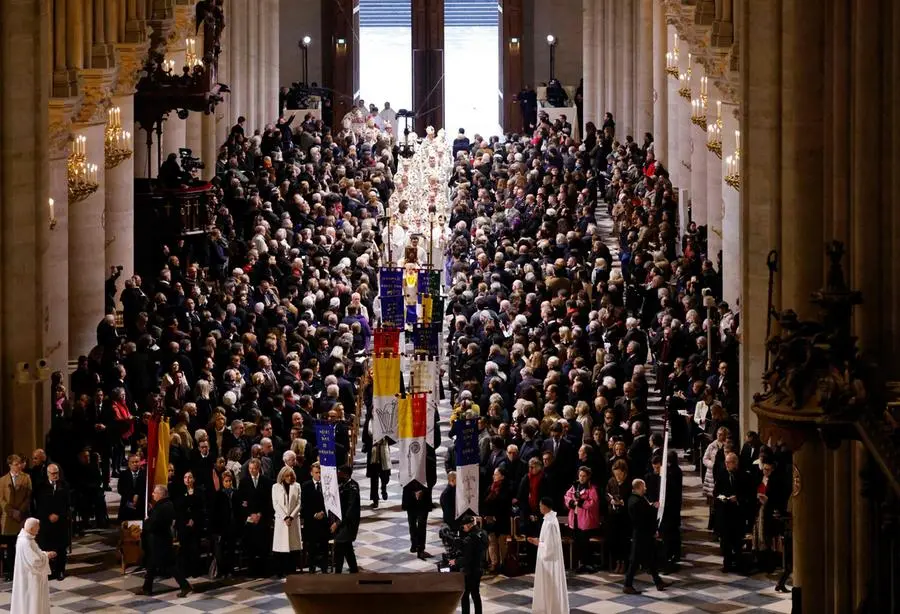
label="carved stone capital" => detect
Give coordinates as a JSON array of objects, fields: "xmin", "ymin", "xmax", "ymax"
[
  {"xmin": 168, "ymin": 3, "xmax": 194, "ymax": 47},
  {"xmin": 114, "ymin": 41, "xmax": 151, "ymax": 96},
  {"xmin": 73, "ymin": 68, "xmax": 118, "ymax": 126},
  {"xmin": 48, "ymin": 97, "xmax": 82, "ymax": 161}
]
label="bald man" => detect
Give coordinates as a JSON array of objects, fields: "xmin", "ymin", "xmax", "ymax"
[{"xmin": 34, "ymin": 464, "xmax": 69, "ymax": 579}]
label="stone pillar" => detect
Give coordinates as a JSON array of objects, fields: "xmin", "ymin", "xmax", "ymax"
[
  {"xmin": 635, "ymin": 0, "xmax": 653, "ymax": 138},
  {"xmin": 829, "ymin": 441, "xmax": 852, "ymax": 613},
  {"xmin": 620, "ymin": 0, "xmax": 634, "ymax": 136},
  {"xmin": 594, "ymin": 0, "xmax": 605, "ymax": 121},
  {"xmin": 69, "ymin": 120, "xmax": 107, "ymax": 357},
  {"xmin": 229, "ymin": 0, "xmax": 244, "ymax": 126},
  {"xmin": 652, "ymin": 0, "xmax": 667, "ymax": 163},
  {"xmin": 269, "ymin": 0, "xmax": 279, "ymax": 123},
  {"xmin": 720, "ymin": 104, "xmax": 741, "ymax": 307},
  {"xmin": 247, "ymin": 0, "xmax": 258, "ymax": 129},
  {"xmin": 780, "ymin": 0, "xmax": 825, "ymax": 316},
  {"xmin": 105, "ymin": 94, "xmax": 135, "ymax": 298},
  {"xmin": 0, "ymin": 0, "xmax": 50, "ymax": 459},
  {"xmin": 707, "ymin": 116, "xmax": 723, "ymax": 269},
  {"xmin": 133, "ymin": 120, "xmax": 153, "ymax": 178},
  {"xmin": 186, "ymin": 110, "xmax": 202, "ymax": 155},
  {"xmin": 257, "ymin": 0, "xmax": 267, "ymax": 126},
  {"xmin": 739, "ymin": 0, "xmax": 781, "ymax": 435},
  {"xmin": 604, "ymin": 0, "xmax": 616, "ymax": 119},
  {"xmin": 201, "ymin": 111, "xmax": 217, "ymax": 181},
  {"xmin": 677, "ymin": 41, "xmax": 692, "ymax": 229},
  {"xmin": 666, "ymin": 25, "xmax": 681, "ymax": 192},
  {"xmin": 851, "ymin": 442, "xmax": 873, "ymax": 611},
  {"xmin": 792, "ymin": 436, "xmax": 827, "ymax": 613},
  {"xmin": 582, "ymin": 0, "xmax": 596, "ymax": 128},
  {"xmin": 164, "ymin": 47, "xmax": 187, "ymax": 157}
]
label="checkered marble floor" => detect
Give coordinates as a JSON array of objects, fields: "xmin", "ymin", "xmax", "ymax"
[{"xmin": 0, "ymin": 208, "xmax": 793, "ymax": 613}]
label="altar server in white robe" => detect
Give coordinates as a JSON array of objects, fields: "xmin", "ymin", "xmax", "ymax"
[
  {"xmin": 12, "ymin": 518, "xmax": 54, "ymax": 614},
  {"xmin": 529, "ymin": 497, "xmax": 569, "ymax": 614}
]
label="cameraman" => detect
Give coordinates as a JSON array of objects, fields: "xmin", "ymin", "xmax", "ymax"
[{"xmin": 451, "ymin": 515, "xmax": 487, "ymax": 614}]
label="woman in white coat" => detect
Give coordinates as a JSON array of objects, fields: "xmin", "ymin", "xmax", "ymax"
[{"xmin": 272, "ymin": 466, "xmax": 302, "ymax": 576}]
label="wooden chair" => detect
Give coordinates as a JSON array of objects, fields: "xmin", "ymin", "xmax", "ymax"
[{"xmin": 0, "ymin": 542, "xmax": 7, "ymax": 578}]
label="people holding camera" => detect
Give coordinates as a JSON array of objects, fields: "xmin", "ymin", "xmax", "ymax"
[
  {"xmin": 564, "ymin": 466, "xmax": 601, "ymax": 573},
  {"xmin": 451, "ymin": 515, "xmax": 488, "ymax": 614}
]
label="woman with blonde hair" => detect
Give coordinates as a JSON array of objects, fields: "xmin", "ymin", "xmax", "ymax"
[{"xmin": 272, "ymin": 466, "xmax": 302, "ymax": 575}]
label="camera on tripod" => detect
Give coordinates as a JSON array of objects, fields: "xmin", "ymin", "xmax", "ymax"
[
  {"xmin": 178, "ymin": 148, "xmax": 205, "ymax": 176},
  {"xmin": 436, "ymin": 526, "xmax": 463, "ymax": 572}
]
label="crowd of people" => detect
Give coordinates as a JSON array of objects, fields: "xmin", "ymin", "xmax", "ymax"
[{"xmin": 0, "ymin": 90, "xmax": 794, "ymax": 606}]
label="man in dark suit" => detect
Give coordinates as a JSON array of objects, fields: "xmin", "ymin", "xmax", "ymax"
[
  {"xmin": 714, "ymin": 452, "xmax": 748, "ymax": 572},
  {"xmin": 117, "ymin": 455, "xmax": 146, "ymax": 521},
  {"xmin": 191, "ymin": 439, "xmax": 216, "ymax": 494},
  {"xmin": 140, "ymin": 485, "xmax": 191, "ymax": 597},
  {"xmin": 627, "ymin": 422, "xmax": 651, "ymax": 476},
  {"xmin": 623, "ymin": 478, "xmax": 670, "ymax": 594},
  {"xmin": 706, "ymin": 361, "xmax": 736, "ymax": 410},
  {"xmin": 237, "ymin": 459, "xmax": 274, "ymax": 576},
  {"xmin": 301, "ymin": 463, "xmax": 330, "ymax": 572},
  {"xmin": 332, "ymin": 465, "xmax": 361, "ymax": 573},
  {"xmin": 402, "ymin": 479, "xmax": 431, "ymax": 559},
  {"xmin": 452, "ymin": 129, "xmax": 471, "ymax": 159},
  {"xmin": 35, "ymin": 464, "xmax": 70, "ymax": 579},
  {"xmin": 542, "ymin": 422, "xmax": 576, "ymax": 480}
]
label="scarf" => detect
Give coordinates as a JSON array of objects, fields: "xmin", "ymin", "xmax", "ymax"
[
  {"xmin": 528, "ymin": 472, "xmax": 542, "ymax": 510},
  {"xmin": 488, "ymin": 479, "xmax": 504, "ymax": 500}
]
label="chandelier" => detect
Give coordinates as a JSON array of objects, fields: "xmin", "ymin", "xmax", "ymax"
[
  {"xmin": 706, "ymin": 100, "xmax": 723, "ymax": 158},
  {"xmin": 690, "ymin": 76, "xmax": 708, "ymax": 128},
  {"xmin": 665, "ymin": 34, "xmax": 679, "ymax": 78},
  {"xmin": 68, "ymin": 135, "xmax": 99, "ymax": 204},
  {"xmin": 724, "ymin": 130, "xmax": 741, "ymax": 191},
  {"xmin": 678, "ymin": 53, "xmax": 692, "ymax": 100},
  {"xmin": 105, "ymin": 106, "xmax": 133, "ymax": 169}
]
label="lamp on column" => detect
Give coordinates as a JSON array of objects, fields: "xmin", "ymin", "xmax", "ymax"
[
  {"xmin": 724, "ymin": 129, "xmax": 741, "ymax": 191},
  {"xmin": 299, "ymin": 35, "xmax": 311, "ymax": 83},
  {"xmin": 48, "ymin": 198, "xmax": 57, "ymax": 230},
  {"xmin": 105, "ymin": 106, "xmax": 133, "ymax": 169},
  {"xmin": 546, "ymin": 34, "xmax": 557, "ymax": 81},
  {"xmin": 706, "ymin": 100, "xmax": 723, "ymax": 158},
  {"xmin": 678, "ymin": 53, "xmax": 692, "ymax": 99},
  {"xmin": 67, "ymin": 135, "xmax": 99, "ymax": 204},
  {"xmin": 691, "ymin": 76, "xmax": 708, "ymax": 128},
  {"xmin": 665, "ymin": 34, "xmax": 680, "ymax": 78}
]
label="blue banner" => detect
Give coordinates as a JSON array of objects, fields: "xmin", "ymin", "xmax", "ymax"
[
  {"xmin": 417, "ymin": 270, "xmax": 431, "ymax": 295},
  {"xmin": 455, "ymin": 418, "xmax": 480, "ymax": 467},
  {"xmin": 380, "ymin": 295, "xmax": 405, "ymax": 329},
  {"xmin": 379, "ymin": 267, "xmax": 404, "ymax": 297},
  {"xmin": 315, "ymin": 422, "xmax": 337, "ymax": 468},
  {"xmin": 412, "ymin": 323, "xmax": 440, "ymax": 356}
]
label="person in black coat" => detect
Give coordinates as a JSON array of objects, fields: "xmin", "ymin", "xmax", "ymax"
[
  {"xmin": 623, "ymin": 479, "xmax": 670, "ymax": 594},
  {"xmin": 517, "ymin": 458, "xmax": 552, "ymax": 539},
  {"xmin": 237, "ymin": 459, "xmax": 274, "ymax": 576},
  {"xmin": 714, "ymin": 452, "xmax": 749, "ymax": 572},
  {"xmin": 481, "ymin": 467, "xmax": 512, "ymax": 573},
  {"xmin": 440, "ymin": 472, "xmax": 458, "ymax": 530},
  {"xmin": 402, "ymin": 479, "xmax": 431, "ymax": 559},
  {"xmin": 210, "ymin": 470, "xmax": 241, "ymax": 578},
  {"xmin": 332, "ymin": 465, "xmax": 361, "ymax": 573},
  {"xmin": 140, "ymin": 485, "xmax": 192, "ymax": 597},
  {"xmin": 542, "ymin": 423, "xmax": 576, "ymax": 482},
  {"xmin": 454, "ymin": 515, "xmax": 488, "ymax": 614},
  {"xmin": 116, "ymin": 455, "xmax": 147, "ymax": 522},
  {"xmin": 191, "ymin": 439, "xmax": 216, "ymax": 494},
  {"xmin": 174, "ymin": 471, "xmax": 205, "ymax": 577},
  {"xmin": 34, "ymin": 464, "xmax": 70, "ymax": 580},
  {"xmin": 661, "ymin": 451, "xmax": 683, "ymax": 567},
  {"xmin": 300, "ymin": 463, "xmax": 330, "ymax": 573}
]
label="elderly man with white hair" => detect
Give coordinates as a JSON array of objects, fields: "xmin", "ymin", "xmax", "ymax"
[{"xmin": 11, "ymin": 518, "xmax": 54, "ymax": 613}]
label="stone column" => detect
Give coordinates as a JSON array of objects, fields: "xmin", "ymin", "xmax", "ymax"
[
  {"xmin": 69, "ymin": 119, "xmax": 108, "ymax": 357},
  {"xmin": 269, "ymin": 0, "xmax": 280, "ymax": 123},
  {"xmin": 582, "ymin": 0, "xmax": 596, "ymax": 129},
  {"xmin": 780, "ymin": 0, "xmax": 825, "ymax": 316},
  {"xmin": 0, "ymin": 0, "xmax": 50, "ymax": 459},
  {"xmin": 829, "ymin": 441, "xmax": 852, "ymax": 613},
  {"xmin": 164, "ymin": 46, "xmax": 187, "ymax": 157},
  {"xmin": 105, "ymin": 94, "xmax": 135, "ymax": 297},
  {"xmin": 594, "ymin": 0, "xmax": 605, "ymax": 121},
  {"xmin": 216, "ymin": 0, "xmax": 231, "ymax": 142},
  {"xmin": 620, "ymin": 0, "xmax": 634, "ymax": 136},
  {"xmin": 604, "ymin": 0, "xmax": 616, "ymax": 119},
  {"xmin": 677, "ymin": 40, "xmax": 692, "ymax": 229},
  {"xmin": 652, "ymin": 0, "xmax": 668, "ymax": 163},
  {"xmin": 690, "ymin": 59, "xmax": 707, "ymax": 231},
  {"xmin": 186, "ymin": 110, "xmax": 202, "ymax": 155},
  {"xmin": 247, "ymin": 0, "xmax": 258, "ymax": 129},
  {"xmin": 228, "ymin": 0, "xmax": 244, "ymax": 126},
  {"xmin": 666, "ymin": 25, "xmax": 681, "ymax": 191},
  {"xmin": 201, "ymin": 110, "xmax": 217, "ymax": 181},
  {"xmin": 739, "ymin": 0, "xmax": 781, "ymax": 435},
  {"xmin": 720, "ymin": 104, "xmax": 741, "ymax": 307},
  {"xmin": 792, "ymin": 436, "xmax": 827, "ymax": 614},
  {"xmin": 635, "ymin": 0, "xmax": 653, "ymax": 138},
  {"xmin": 257, "ymin": 0, "xmax": 267, "ymax": 126}
]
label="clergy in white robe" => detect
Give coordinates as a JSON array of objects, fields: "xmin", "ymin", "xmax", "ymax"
[
  {"xmin": 530, "ymin": 498, "xmax": 569, "ymax": 614},
  {"xmin": 11, "ymin": 518, "xmax": 53, "ymax": 614}
]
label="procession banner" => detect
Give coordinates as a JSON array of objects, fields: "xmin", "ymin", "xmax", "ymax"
[
  {"xmin": 431, "ymin": 296, "xmax": 444, "ymax": 329},
  {"xmin": 412, "ymin": 323, "xmax": 441, "ymax": 356},
  {"xmin": 455, "ymin": 418, "xmax": 480, "ymax": 518},
  {"xmin": 428, "ymin": 270, "xmax": 441, "ymax": 296},
  {"xmin": 411, "ymin": 357, "xmax": 440, "ymax": 448},
  {"xmin": 378, "ymin": 267, "xmax": 404, "ymax": 297},
  {"xmin": 373, "ymin": 329, "xmax": 401, "ymax": 354},
  {"xmin": 397, "ymin": 393, "xmax": 427, "ymax": 487},
  {"xmin": 315, "ymin": 422, "xmax": 342, "ymax": 521},
  {"xmin": 417, "ymin": 269, "xmax": 431, "ymax": 295},
  {"xmin": 144, "ymin": 417, "xmax": 170, "ymax": 519},
  {"xmin": 372, "ymin": 355, "xmax": 401, "ymax": 443},
  {"xmin": 657, "ymin": 418, "xmax": 670, "ymax": 526},
  {"xmin": 421, "ymin": 295, "xmax": 434, "ymax": 325},
  {"xmin": 379, "ymin": 295, "xmax": 405, "ymax": 329}
]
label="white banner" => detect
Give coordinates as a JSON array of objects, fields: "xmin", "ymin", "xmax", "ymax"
[
  {"xmin": 411, "ymin": 358, "xmax": 440, "ymax": 447},
  {"xmin": 399, "ymin": 436, "xmax": 426, "ymax": 487},
  {"xmin": 373, "ymin": 395, "xmax": 399, "ymax": 443},
  {"xmin": 456, "ymin": 463, "xmax": 480, "ymax": 518},
  {"xmin": 320, "ymin": 464, "xmax": 342, "ymax": 521},
  {"xmin": 657, "ymin": 421, "xmax": 670, "ymax": 525}
]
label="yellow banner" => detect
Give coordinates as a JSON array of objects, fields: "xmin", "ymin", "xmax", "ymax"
[
  {"xmin": 154, "ymin": 420, "xmax": 170, "ymax": 487},
  {"xmin": 422, "ymin": 296, "xmax": 433, "ymax": 325},
  {"xmin": 373, "ymin": 355, "xmax": 401, "ymax": 397},
  {"xmin": 396, "ymin": 396, "xmax": 413, "ymax": 439}
]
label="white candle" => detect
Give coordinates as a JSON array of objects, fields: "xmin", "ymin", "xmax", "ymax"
[
  {"xmin": 49, "ymin": 198, "xmax": 54, "ymax": 219},
  {"xmin": 734, "ymin": 129, "xmax": 741, "ymax": 152}
]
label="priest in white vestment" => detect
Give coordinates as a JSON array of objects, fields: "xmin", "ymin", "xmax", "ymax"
[
  {"xmin": 11, "ymin": 518, "xmax": 54, "ymax": 614},
  {"xmin": 530, "ymin": 497, "xmax": 569, "ymax": 614}
]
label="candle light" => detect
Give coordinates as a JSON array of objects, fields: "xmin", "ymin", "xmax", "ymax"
[
  {"xmin": 49, "ymin": 198, "xmax": 55, "ymax": 219},
  {"xmin": 716, "ymin": 100, "xmax": 722, "ymax": 121},
  {"xmin": 734, "ymin": 129, "xmax": 741, "ymax": 152}
]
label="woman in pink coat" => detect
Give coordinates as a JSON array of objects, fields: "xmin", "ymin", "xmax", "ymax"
[{"xmin": 564, "ymin": 466, "xmax": 602, "ymax": 573}]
